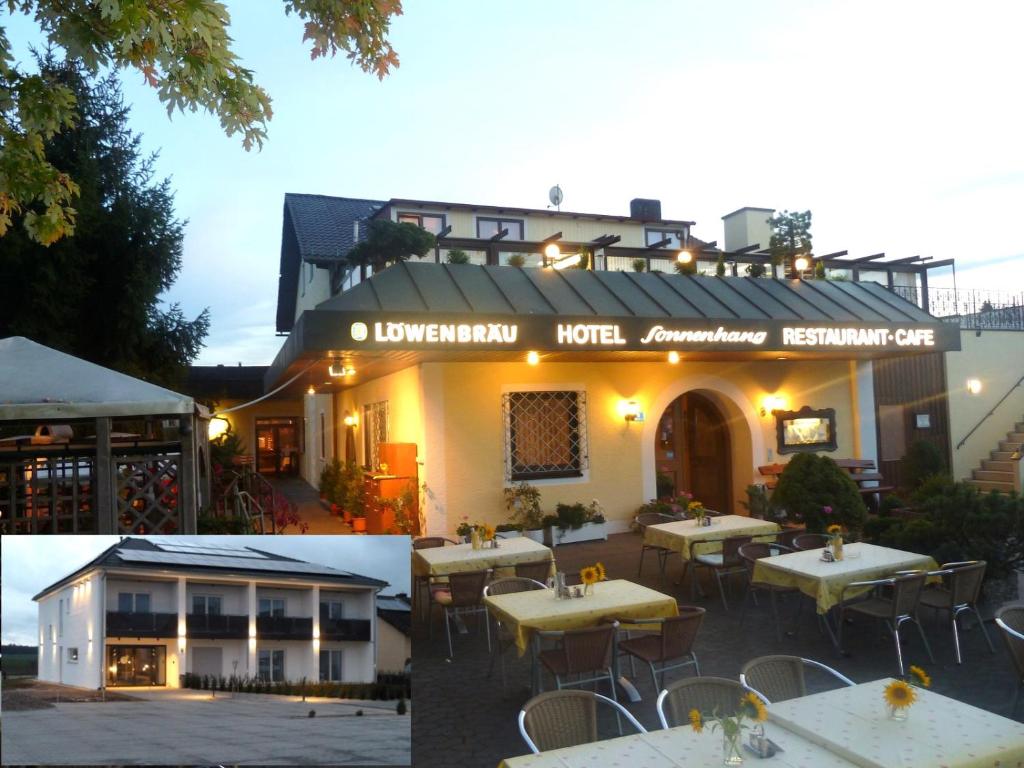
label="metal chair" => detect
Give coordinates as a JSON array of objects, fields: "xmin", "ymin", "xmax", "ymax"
[
  {"xmin": 792, "ymin": 533, "xmax": 831, "ymax": 550},
  {"xmin": 918, "ymin": 560, "xmax": 995, "ymax": 664},
  {"xmin": 995, "ymin": 606, "xmax": 1024, "ymax": 716},
  {"xmin": 484, "ymin": 577, "xmax": 547, "ymax": 687},
  {"xmin": 616, "ymin": 607, "xmax": 705, "ymax": 691},
  {"xmin": 635, "ymin": 512, "xmax": 680, "ymax": 578},
  {"xmin": 656, "ymin": 676, "xmax": 748, "ymax": 729},
  {"xmin": 412, "ymin": 536, "xmax": 459, "ymax": 621},
  {"xmin": 515, "ymin": 559, "xmax": 554, "ymax": 583},
  {"xmin": 774, "ymin": 528, "xmax": 804, "ymax": 549},
  {"xmin": 412, "ymin": 536, "xmax": 459, "ymax": 549},
  {"xmin": 738, "ymin": 542, "xmax": 801, "ymax": 641},
  {"xmin": 740, "ymin": 655, "xmax": 855, "ymax": 704},
  {"xmin": 518, "ymin": 690, "xmax": 646, "ymax": 754},
  {"xmin": 430, "ymin": 569, "xmax": 491, "ymax": 658},
  {"xmin": 691, "ymin": 535, "xmax": 753, "ymax": 610},
  {"xmin": 838, "ymin": 571, "xmax": 934, "ymax": 675}
]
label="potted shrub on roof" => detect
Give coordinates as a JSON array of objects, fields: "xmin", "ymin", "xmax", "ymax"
[
  {"xmin": 547, "ymin": 500, "xmax": 608, "ymax": 547},
  {"xmin": 503, "ymin": 481, "xmax": 544, "ymax": 542}
]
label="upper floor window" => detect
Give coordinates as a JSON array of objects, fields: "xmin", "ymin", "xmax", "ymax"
[
  {"xmin": 259, "ymin": 598, "xmax": 286, "ymax": 617},
  {"xmin": 192, "ymin": 595, "xmax": 223, "ymax": 615},
  {"xmin": 118, "ymin": 592, "xmax": 150, "ymax": 613},
  {"xmin": 397, "ymin": 212, "xmax": 446, "ymax": 234},
  {"xmin": 502, "ymin": 390, "xmax": 589, "ymax": 481},
  {"xmin": 644, "ymin": 227, "xmax": 687, "ymax": 248},
  {"xmin": 320, "ymin": 600, "xmax": 345, "ymax": 620},
  {"xmin": 477, "ymin": 217, "xmax": 524, "ymax": 241}
]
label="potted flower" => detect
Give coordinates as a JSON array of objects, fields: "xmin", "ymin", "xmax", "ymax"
[
  {"xmin": 350, "ymin": 509, "xmax": 367, "ymax": 533},
  {"xmin": 504, "ymin": 482, "xmax": 545, "ymax": 542},
  {"xmin": 548, "ymin": 500, "xmax": 608, "ymax": 546},
  {"xmin": 455, "ymin": 518, "xmax": 475, "ymax": 543},
  {"xmin": 689, "ymin": 499, "xmax": 710, "ymax": 526}
]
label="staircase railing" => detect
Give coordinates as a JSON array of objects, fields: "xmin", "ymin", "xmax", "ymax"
[{"xmin": 955, "ymin": 373, "xmax": 1024, "ymax": 450}]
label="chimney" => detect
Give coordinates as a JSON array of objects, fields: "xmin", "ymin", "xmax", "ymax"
[
  {"xmin": 722, "ymin": 207, "xmax": 774, "ymax": 252},
  {"xmin": 629, "ymin": 198, "xmax": 662, "ymax": 222}
]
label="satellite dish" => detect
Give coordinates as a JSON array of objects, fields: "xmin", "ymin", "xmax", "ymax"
[{"xmin": 548, "ymin": 185, "xmax": 564, "ymax": 209}]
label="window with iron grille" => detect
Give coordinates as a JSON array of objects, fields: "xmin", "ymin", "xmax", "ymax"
[
  {"xmin": 502, "ymin": 391, "xmax": 588, "ymax": 481},
  {"xmin": 363, "ymin": 401, "xmax": 390, "ymax": 469}
]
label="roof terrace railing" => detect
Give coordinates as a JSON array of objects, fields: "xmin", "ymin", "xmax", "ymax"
[{"xmin": 892, "ymin": 286, "xmax": 1024, "ymax": 330}]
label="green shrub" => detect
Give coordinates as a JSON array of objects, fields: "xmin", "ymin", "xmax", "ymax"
[
  {"xmin": 397, "ymin": 698, "xmax": 407, "ymax": 715},
  {"xmin": 771, "ymin": 453, "xmax": 867, "ymax": 533},
  {"xmin": 901, "ymin": 440, "xmax": 946, "ymax": 491},
  {"xmin": 879, "ymin": 494, "xmax": 906, "ymax": 516},
  {"xmin": 446, "ymin": 249, "xmax": 470, "ymax": 264},
  {"xmin": 555, "ymin": 503, "xmax": 588, "ymax": 529}
]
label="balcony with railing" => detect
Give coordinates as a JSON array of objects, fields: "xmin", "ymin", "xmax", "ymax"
[
  {"xmin": 256, "ymin": 615, "xmax": 313, "ymax": 640},
  {"xmin": 185, "ymin": 613, "xmax": 249, "ymax": 639},
  {"xmin": 320, "ymin": 617, "xmax": 372, "ymax": 642},
  {"xmin": 892, "ymin": 286, "xmax": 1024, "ymax": 331},
  {"xmin": 106, "ymin": 611, "xmax": 177, "ymax": 638}
]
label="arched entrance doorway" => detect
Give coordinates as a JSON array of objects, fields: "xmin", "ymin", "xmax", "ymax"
[{"xmin": 654, "ymin": 392, "xmax": 732, "ymax": 513}]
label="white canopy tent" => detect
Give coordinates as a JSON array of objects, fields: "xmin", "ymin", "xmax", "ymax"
[{"xmin": 0, "ymin": 337, "xmax": 206, "ymax": 534}]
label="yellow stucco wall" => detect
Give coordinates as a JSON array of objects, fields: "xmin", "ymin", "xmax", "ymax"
[
  {"xmin": 376, "ymin": 618, "xmax": 411, "ymax": 674},
  {"xmin": 335, "ymin": 366, "xmax": 425, "ymax": 468},
  {"xmin": 945, "ymin": 330, "xmax": 1024, "ymax": 480},
  {"xmin": 413, "ymin": 358, "xmax": 863, "ymax": 535},
  {"xmin": 212, "ymin": 398, "xmax": 304, "ymax": 462}
]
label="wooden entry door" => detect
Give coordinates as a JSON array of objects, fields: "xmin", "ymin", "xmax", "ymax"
[
  {"xmin": 256, "ymin": 418, "xmax": 300, "ymax": 476},
  {"xmin": 654, "ymin": 392, "xmax": 732, "ymax": 513}
]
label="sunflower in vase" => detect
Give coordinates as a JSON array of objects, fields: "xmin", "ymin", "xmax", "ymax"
[
  {"xmin": 689, "ymin": 691, "xmax": 768, "ymax": 765},
  {"xmin": 579, "ymin": 561, "xmax": 607, "ymax": 595},
  {"xmin": 884, "ymin": 665, "xmax": 931, "ymax": 720},
  {"xmin": 826, "ymin": 523, "xmax": 845, "ymax": 560}
]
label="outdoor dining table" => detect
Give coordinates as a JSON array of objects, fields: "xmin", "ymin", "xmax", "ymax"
[
  {"xmin": 750, "ymin": 541, "xmax": 938, "ymax": 649},
  {"xmin": 412, "ymin": 535, "xmax": 555, "ymax": 578},
  {"xmin": 767, "ymin": 678, "xmax": 1024, "ymax": 768},
  {"xmin": 643, "ymin": 515, "xmax": 780, "ymax": 596},
  {"xmin": 484, "ymin": 579, "xmax": 678, "ymax": 697}
]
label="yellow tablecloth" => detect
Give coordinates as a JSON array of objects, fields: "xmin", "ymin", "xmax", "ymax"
[
  {"xmin": 484, "ymin": 579, "xmax": 678, "ymax": 656},
  {"xmin": 751, "ymin": 542, "xmax": 938, "ymax": 614},
  {"xmin": 412, "ymin": 536, "xmax": 554, "ymax": 577},
  {"xmin": 643, "ymin": 515, "xmax": 780, "ymax": 560},
  {"xmin": 500, "ymin": 719, "xmax": 856, "ymax": 767},
  {"xmin": 768, "ymin": 678, "xmax": 1024, "ymax": 768}
]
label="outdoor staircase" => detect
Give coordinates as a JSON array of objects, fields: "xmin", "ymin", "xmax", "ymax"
[{"xmin": 964, "ymin": 414, "xmax": 1024, "ymax": 493}]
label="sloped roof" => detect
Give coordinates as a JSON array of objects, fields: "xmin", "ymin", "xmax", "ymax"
[
  {"xmin": 33, "ymin": 537, "xmax": 388, "ymax": 600},
  {"xmin": 377, "ymin": 594, "xmax": 411, "ymax": 636},
  {"xmin": 0, "ymin": 337, "xmax": 194, "ymax": 419},
  {"xmin": 317, "ymin": 261, "xmax": 939, "ymax": 323}
]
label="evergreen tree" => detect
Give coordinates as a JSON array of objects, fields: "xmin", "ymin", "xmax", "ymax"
[
  {"xmin": 768, "ymin": 210, "xmax": 813, "ymax": 272},
  {"xmin": 0, "ymin": 55, "xmax": 208, "ymax": 389}
]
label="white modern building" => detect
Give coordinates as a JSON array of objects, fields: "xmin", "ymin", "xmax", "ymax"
[{"xmin": 34, "ymin": 538, "xmax": 386, "ymax": 689}]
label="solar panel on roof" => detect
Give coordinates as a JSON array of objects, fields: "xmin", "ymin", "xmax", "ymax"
[
  {"xmin": 116, "ymin": 549, "xmax": 356, "ymax": 578},
  {"xmin": 155, "ymin": 543, "xmax": 268, "ymax": 559}
]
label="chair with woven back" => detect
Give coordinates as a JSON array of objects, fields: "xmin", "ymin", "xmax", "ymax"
[
  {"xmin": 484, "ymin": 576, "xmax": 547, "ymax": 687},
  {"xmin": 430, "ymin": 568, "xmax": 491, "ymax": 658},
  {"xmin": 514, "ymin": 559, "xmax": 554, "ymax": 583},
  {"xmin": 537, "ymin": 622, "xmax": 624, "ymax": 731},
  {"xmin": 995, "ymin": 605, "xmax": 1024, "ymax": 716},
  {"xmin": 837, "ymin": 571, "xmax": 934, "ymax": 676},
  {"xmin": 517, "ymin": 690, "xmax": 646, "ymax": 754},
  {"xmin": 635, "ymin": 512, "xmax": 682, "ymax": 578},
  {"xmin": 918, "ymin": 560, "xmax": 995, "ymax": 664},
  {"xmin": 656, "ymin": 676, "xmax": 748, "ymax": 729},
  {"xmin": 738, "ymin": 542, "xmax": 801, "ymax": 641},
  {"xmin": 615, "ymin": 606, "xmax": 705, "ymax": 692},
  {"xmin": 412, "ymin": 536, "xmax": 459, "ymax": 622},
  {"xmin": 739, "ymin": 655, "xmax": 855, "ymax": 704},
  {"xmin": 774, "ymin": 528, "xmax": 804, "ymax": 549},
  {"xmin": 690, "ymin": 534, "xmax": 753, "ymax": 610},
  {"xmin": 792, "ymin": 532, "xmax": 831, "ymax": 551}
]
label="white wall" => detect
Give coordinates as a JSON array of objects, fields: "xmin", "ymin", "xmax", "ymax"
[
  {"xmin": 106, "ymin": 578, "xmax": 176, "ymax": 612},
  {"xmin": 185, "ymin": 582, "xmax": 247, "ymax": 614},
  {"xmin": 303, "ymin": 392, "xmax": 335, "ymax": 486},
  {"xmin": 37, "ymin": 575, "xmax": 103, "ymax": 689}
]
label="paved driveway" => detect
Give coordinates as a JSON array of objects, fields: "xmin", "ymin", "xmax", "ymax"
[{"xmin": 1, "ymin": 689, "xmax": 409, "ymax": 765}]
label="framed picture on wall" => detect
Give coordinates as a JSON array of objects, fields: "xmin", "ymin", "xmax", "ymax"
[{"xmin": 774, "ymin": 406, "xmax": 838, "ymax": 454}]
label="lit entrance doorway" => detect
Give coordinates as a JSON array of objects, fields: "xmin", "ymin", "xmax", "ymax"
[
  {"xmin": 107, "ymin": 645, "xmax": 166, "ymax": 686},
  {"xmin": 654, "ymin": 392, "xmax": 732, "ymax": 513},
  {"xmin": 256, "ymin": 417, "xmax": 300, "ymax": 476}
]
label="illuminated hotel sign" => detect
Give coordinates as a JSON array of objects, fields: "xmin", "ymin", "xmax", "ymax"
[{"xmin": 335, "ymin": 315, "xmax": 956, "ymax": 354}]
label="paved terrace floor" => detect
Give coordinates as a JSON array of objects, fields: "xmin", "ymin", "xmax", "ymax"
[
  {"xmin": 267, "ymin": 476, "xmax": 353, "ymax": 534},
  {"xmin": 0, "ymin": 687, "xmax": 409, "ymax": 765},
  {"xmin": 411, "ymin": 531, "xmax": 1022, "ymax": 768}
]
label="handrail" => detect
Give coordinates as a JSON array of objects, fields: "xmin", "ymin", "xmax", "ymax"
[{"xmin": 956, "ymin": 373, "xmax": 1024, "ymax": 450}]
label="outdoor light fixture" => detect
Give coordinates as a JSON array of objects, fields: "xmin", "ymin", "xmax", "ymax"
[
  {"xmin": 966, "ymin": 378, "xmax": 983, "ymax": 395},
  {"xmin": 328, "ymin": 361, "xmax": 356, "ymax": 377},
  {"xmin": 667, "ymin": 351, "xmax": 680, "ymax": 364},
  {"xmin": 761, "ymin": 394, "xmax": 787, "ymax": 417},
  {"xmin": 207, "ymin": 416, "xmax": 230, "ymax": 440},
  {"xmin": 343, "ymin": 413, "xmax": 358, "ymax": 428},
  {"xmin": 526, "ymin": 351, "xmax": 540, "ymax": 366},
  {"xmin": 543, "ymin": 243, "xmax": 561, "ymax": 260},
  {"xmin": 306, "ymin": 385, "xmax": 316, "ymax": 395},
  {"xmin": 551, "ymin": 253, "xmax": 582, "ymax": 270},
  {"xmin": 794, "ymin": 256, "xmax": 810, "ymax": 273},
  {"xmin": 621, "ymin": 400, "xmax": 644, "ymax": 423},
  {"xmin": 676, "ymin": 250, "xmax": 693, "ymax": 264}
]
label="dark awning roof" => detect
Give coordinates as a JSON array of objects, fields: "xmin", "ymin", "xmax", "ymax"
[{"xmin": 266, "ymin": 263, "xmax": 960, "ymax": 393}]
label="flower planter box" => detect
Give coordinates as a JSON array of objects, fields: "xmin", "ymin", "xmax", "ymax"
[
  {"xmin": 547, "ymin": 521, "xmax": 608, "ymax": 547},
  {"xmin": 523, "ymin": 529, "xmax": 545, "ymax": 544},
  {"xmin": 495, "ymin": 530, "xmax": 522, "ymax": 540}
]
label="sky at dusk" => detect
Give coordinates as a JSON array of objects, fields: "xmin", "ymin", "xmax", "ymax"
[
  {"xmin": 0, "ymin": 535, "xmax": 410, "ymax": 646},
  {"xmin": 6, "ymin": 1, "xmax": 1023, "ymax": 365}
]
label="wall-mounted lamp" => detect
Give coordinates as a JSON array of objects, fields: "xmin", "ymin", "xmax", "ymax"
[
  {"xmin": 329, "ymin": 361, "xmax": 356, "ymax": 377},
  {"xmin": 526, "ymin": 351, "xmax": 540, "ymax": 366},
  {"xmin": 676, "ymin": 250, "xmax": 693, "ymax": 264},
  {"xmin": 966, "ymin": 378, "xmax": 983, "ymax": 395},
  {"xmin": 306, "ymin": 385, "xmax": 316, "ymax": 395},
  {"xmin": 621, "ymin": 400, "xmax": 644, "ymax": 423},
  {"xmin": 760, "ymin": 394, "xmax": 787, "ymax": 417},
  {"xmin": 667, "ymin": 351, "xmax": 680, "ymax": 365},
  {"xmin": 543, "ymin": 243, "xmax": 561, "ymax": 260},
  {"xmin": 343, "ymin": 413, "xmax": 358, "ymax": 428},
  {"xmin": 207, "ymin": 416, "xmax": 230, "ymax": 441}
]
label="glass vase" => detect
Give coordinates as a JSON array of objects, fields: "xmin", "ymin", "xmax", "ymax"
[
  {"xmin": 888, "ymin": 705, "xmax": 908, "ymax": 721},
  {"xmin": 722, "ymin": 731, "xmax": 744, "ymax": 765},
  {"xmin": 833, "ymin": 536, "xmax": 844, "ymax": 560},
  {"xmin": 471, "ymin": 530, "xmax": 482, "ymax": 550},
  {"xmin": 584, "ymin": 582, "xmax": 594, "ymax": 596}
]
